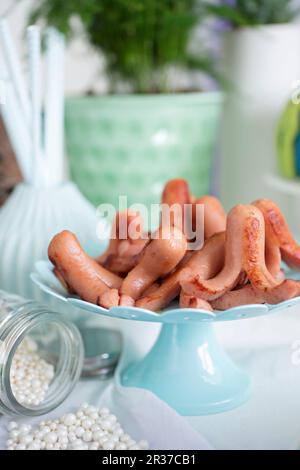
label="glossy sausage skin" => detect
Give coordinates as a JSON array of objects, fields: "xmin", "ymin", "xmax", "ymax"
[
  {"xmin": 161, "ymin": 178, "xmax": 191, "ymax": 208},
  {"xmin": 136, "ymin": 232, "xmax": 225, "ymax": 311},
  {"xmin": 121, "ymin": 226, "xmax": 187, "ymax": 300},
  {"xmin": 48, "ymin": 230, "xmax": 122, "ymax": 305},
  {"xmin": 179, "ymin": 291, "xmax": 213, "ymax": 311},
  {"xmin": 193, "ymin": 195, "xmax": 226, "ymax": 240},
  {"xmin": 253, "ymin": 198, "xmax": 300, "ymax": 270},
  {"xmin": 264, "ymin": 229, "xmax": 282, "ymax": 278},
  {"xmin": 181, "ymin": 205, "xmax": 281, "ymax": 301},
  {"xmin": 212, "ymin": 280, "xmax": 300, "ymax": 310},
  {"xmin": 161, "ymin": 179, "xmax": 192, "ymax": 234},
  {"xmin": 97, "ymin": 210, "xmax": 148, "ymax": 272},
  {"xmin": 99, "ymin": 288, "xmax": 120, "ymax": 309}
]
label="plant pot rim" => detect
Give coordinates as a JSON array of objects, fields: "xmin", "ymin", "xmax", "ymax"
[
  {"xmin": 65, "ymin": 91, "xmax": 223, "ymax": 107},
  {"xmin": 226, "ymin": 22, "xmax": 299, "ymax": 34}
]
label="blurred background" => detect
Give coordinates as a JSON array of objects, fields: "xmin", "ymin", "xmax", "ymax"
[
  {"xmin": 2, "ymin": 1, "xmax": 300, "ymax": 220},
  {"xmin": 2, "ymin": 0, "xmax": 300, "ymax": 295}
]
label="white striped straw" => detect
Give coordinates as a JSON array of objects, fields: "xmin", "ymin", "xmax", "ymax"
[
  {"xmin": 45, "ymin": 27, "xmax": 65, "ymax": 186},
  {"xmin": 0, "ymin": 18, "xmax": 31, "ymax": 128},
  {"xmin": 0, "ymin": 79, "xmax": 32, "ymax": 181},
  {"xmin": 27, "ymin": 25, "xmax": 43, "ymax": 186}
]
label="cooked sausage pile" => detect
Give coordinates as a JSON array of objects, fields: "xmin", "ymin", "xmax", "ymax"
[{"xmin": 48, "ymin": 179, "xmax": 300, "ymax": 312}]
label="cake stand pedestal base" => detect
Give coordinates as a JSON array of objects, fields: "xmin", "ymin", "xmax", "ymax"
[{"xmin": 122, "ymin": 322, "xmax": 251, "ymax": 415}]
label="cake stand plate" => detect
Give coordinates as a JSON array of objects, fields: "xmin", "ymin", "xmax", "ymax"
[{"xmin": 31, "ymin": 261, "xmax": 300, "ymax": 415}]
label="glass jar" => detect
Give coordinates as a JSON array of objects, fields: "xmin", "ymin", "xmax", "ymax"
[{"xmin": 0, "ymin": 290, "xmax": 83, "ymax": 416}]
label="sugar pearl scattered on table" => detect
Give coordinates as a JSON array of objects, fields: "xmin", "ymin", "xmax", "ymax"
[
  {"xmin": 6, "ymin": 404, "xmax": 149, "ymax": 450},
  {"xmin": 10, "ymin": 337, "xmax": 55, "ymax": 406}
]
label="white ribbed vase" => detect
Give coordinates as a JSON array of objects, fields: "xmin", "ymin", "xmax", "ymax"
[{"xmin": 0, "ymin": 182, "xmax": 102, "ymax": 300}]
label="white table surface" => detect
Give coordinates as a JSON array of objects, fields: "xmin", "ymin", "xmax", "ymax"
[{"xmin": 1, "ymin": 306, "xmax": 300, "ymax": 450}]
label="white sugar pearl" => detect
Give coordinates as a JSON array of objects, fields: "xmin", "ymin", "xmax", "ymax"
[
  {"xmin": 44, "ymin": 432, "xmax": 58, "ymax": 444},
  {"xmin": 27, "ymin": 442, "xmax": 41, "ymax": 450},
  {"xmin": 75, "ymin": 426, "xmax": 85, "ymax": 437},
  {"xmin": 101, "ymin": 419, "xmax": 113, "ymax": 431},
  {"xmin": 19, "ymin": 434, "xmax": 33, "ymax": 445},
  {"xmin": 9, "ymin": 429, "xmax": 20, "ymax": 439},
  {"xmin": 120, "ymin": 433, "xmax": 131, "ymax": 443},
  {"xmin": 114, "ymin": 428, "xmax": 124, "ymax": 438},
  {"xmin": 70, "ymin": 439, "xmax": 83, "ymax": 447},
  {"xmin": 81, "ymin": 418, "xmax": 93, "ymax": 429},
  {"xmin": 58, "ymin": 436, "xmax": 68, "ymax": 445},
  {"xmin": 127, "ymin": 439, "xmax": 136, "ymax": 447},
  {"xmin": 62, "ymin": 413, "xmax": 76, "ymax": 426},
  {"xmin": 57, "ymin": 424, "xmax": 67, "ymax": 433},
  {"xmin": 10, "ymin": 338, "xmax": 54, "ymax": 407},
  {"xmin": 7, "ymin": 421, "xmax": 18, "ymax": 431},
  {"xmin": 5, "ymin": 403, "xmax": 149, "ymax": 451},
  {"xmin": 85, "ymin": 406, "xmax": 97, "ymax": 416},
  {"xmin": 41, "ymin": 426, "xmax": 50, "ymax": 434},
  {"xmin": 99, "ymin": 436, "xmax": 109, "ymax": 446},
  {"xmin": 102, "ymin": 440, "xmax": 115, "ymax": 450},
  {"xmin": 68, "ymin": 432, "xmax": 77, "ymax": 443},
  {"xmin": 92, "ymin": 430, "xmax": 105, "ymax": 441},
  {"xmin": 82, "ymin": 431, "xmax": 92, "ymax": 442},
  {"xmin": 139, "ymin": 439, "xmax": 149, "ymax": 449},
  {"xmin": 91, "ymin": 424, "xmax": 101, "ymax": 432},
  {"xmin": 89, "ymin": 442, "xmax": 99, "ymax": 450},
  {"xmin": 19, "ymin": 424, "xmax": 31, "ymax": 434},
  {"xmin": 107, "ymin": 414, "xmax": 117, "ymax": 424},
  {"xmin": 99, "ymin": 407, "xmax": 109, "ymax": 416},
  {"xmin": 115, "ymin": 442, "xmax": 127, "ymax": 450}
]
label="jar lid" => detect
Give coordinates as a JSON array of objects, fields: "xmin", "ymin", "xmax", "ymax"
[{"xmin": 79, "ymin": 328, "xmax": 122, "ymax": 379}]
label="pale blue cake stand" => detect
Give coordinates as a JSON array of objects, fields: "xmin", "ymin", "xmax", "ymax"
[{"xmin": 31, "ymin": 261, "xmax": 300, "ymax": 416}]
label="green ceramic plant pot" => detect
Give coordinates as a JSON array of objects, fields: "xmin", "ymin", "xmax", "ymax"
[{"xmin": 65, "ymin": 92, "xmax": 222, "ymax": 210}]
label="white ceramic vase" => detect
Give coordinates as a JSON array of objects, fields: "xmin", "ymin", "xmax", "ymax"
[
  {"xmin": 220, "ymin": 24, "xmax": 300, "ymax": 210},
  {"xmin": 0, "ymin": 182, "xmax": 102, "ymax": 300}
]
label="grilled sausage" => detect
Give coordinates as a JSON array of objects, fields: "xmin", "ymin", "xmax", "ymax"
[
  {"xmin": 121, "ymin": 226, "xmax": 187, "ymax": 300},
  {"xmin": 48, "ymin": 230, "xmax": 122, "ymax": 305},
  {"xmin": 179, "ymin": 291, "xmax": 213, "ymax": 311},
  {"xmin": 136, "ymin": 232, "xmax": 225, "ymax": 311},
  {"xmin": 181, "ymin": 205, "xmax": 282, "ymax": 301},
  {"xmin": 253, "ymin": 198, "xmax": 300, "ymax": 270},
  {"xmin": 212, "ymin": 280, "xmax": 300, "ymax": 310},
  {"xmin": 193, "ymin": 195, "xmax": 226, "ymax": 239}
]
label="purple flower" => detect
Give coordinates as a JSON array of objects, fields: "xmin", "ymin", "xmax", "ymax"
[{"xmin": 214, "ymin": 0, "xmax": 236, "ymax": 32}]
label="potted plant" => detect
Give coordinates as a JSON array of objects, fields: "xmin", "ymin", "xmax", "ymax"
[
  {"xmin": 205, "ymin": 0, "xmax": 300, "ymax": 209},
  {"xmin": 29, "ymin": 0, "xmax": 222, "ymax": 209}
]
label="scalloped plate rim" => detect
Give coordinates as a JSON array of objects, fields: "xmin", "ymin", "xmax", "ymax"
[{"xmin": 31, "ymin": 260, "xmax": 300, "ymax": 324}]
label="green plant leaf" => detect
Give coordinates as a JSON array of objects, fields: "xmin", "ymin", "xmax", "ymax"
[{"xmin": 204, "ymin": 3, "xmax": 252, "ymax": 26}]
